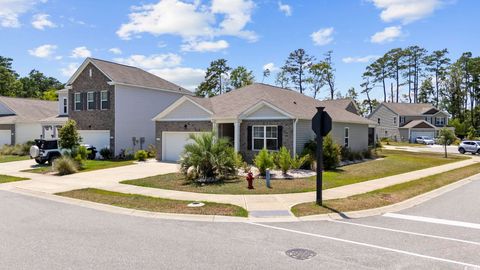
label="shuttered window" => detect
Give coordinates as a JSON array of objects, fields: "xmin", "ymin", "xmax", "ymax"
[
  {"xmin": 100, "ymin": 90, "xmax": 108, "ymax": 110},
  {"xmin": 87, "ymin": 91, "xmax": 95, "ymax": 110},
  {"xmin": 252, "ymin": 125, "xmax": 279, "ymax": 151},
  {"xmin": 74, "ymin": 93, "xmax": 82, "ymax": 111}
]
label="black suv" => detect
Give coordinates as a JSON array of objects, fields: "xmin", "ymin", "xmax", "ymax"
[{"xmin": 29, "ymin": 139, "xmax": 62, "ymax": 165}]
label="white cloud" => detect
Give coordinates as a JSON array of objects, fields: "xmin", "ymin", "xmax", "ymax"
[
  {"xmin": 109, "ymin": 47, "xmax": 122, "ymax": 55},
  {"xmin": 114, "ymin": 53, "xmax": 182, "ymax": 69},
  {"xmin": 60, "ymin": 62, "xmax": 79, "ymax": 77},
  {"xmin": 370, "ymin": 26, "xmax": 403, "ymax": 43},
  {"xmin": 116, "ymin": 0, "xmax": 257, "ymax": 48},
  {"xmin": 150, "ymin": 67, "xmax": 205, "ymax": 91},
  {"xmin": 311, "ymin": 27, "xmax": 334, "ymax": 46},
  {"xmin": 263, "ymin": 62, "xmax": 280, "ymax": 72},
  {"xmin": 71, "ymin": 46, "xmax": 92, "ymax": 58},
  {"xmin": 181, "ymin": 39, "xmax": 229, "ymax": 52},
  {"xmin": 278, "ymin": 1, "xmax": 292, "ymax": 16},
  {"xmin": 342, "ymin": 55, "xmax": 380, "ymax": 63},
  {"xmin": 31, "ymin": 13, "xmax": 56, "ymax": 30},
  {"xmin": 370, "ymin": 0, "xmax": 444, "ymax": 24},
  {"xmin": 0, "ymin": 0, "xmax": 46, "ymax": 28},
  {"xmin": 28, "ymin": 44, "xmax": 57, "ymax": 58}
]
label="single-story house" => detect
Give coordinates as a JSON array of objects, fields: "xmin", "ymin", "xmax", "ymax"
[
  {"xmin": 153, "ymin": 83, "xmax": 377, "ymax": 162},
  {"xmin": 0, "ymin": 96, "xmax": 58, "ymax": 146}
]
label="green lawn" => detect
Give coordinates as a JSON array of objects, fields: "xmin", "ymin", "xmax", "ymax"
[
  {"xmin": 291, "ymin": 163, "xmax": 480, "ymax": 217},
  {"xmin": 23, "ymin": 159, "xmax": 135, "ymax": 174},
  {"xmin": 0, "ymin": 155, "xmax": 30, "ymax": 163},
  {"xmin": 382, "ymin": 141, "xmax": 426, "ymax": 147},
  {"xmin": 0, "ymin": 174, "xmax": 29, "ymax": 184},
  {"xmin": 57, "ymin": 188, "xmax": 248, "ymax": 217},
  {"xmin": 121, "ymin": 150, "xmax": 468, "ymax": 195}
]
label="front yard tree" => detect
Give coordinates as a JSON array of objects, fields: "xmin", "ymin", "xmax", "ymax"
[
  {"xmin": 195, "ymin": 59, "xmax": 231, "ymax": 97},
  {"xmin": 438, "ymin": 128, "xmax": 456, "ymax": 158},
  {"xmin": 229, "ymin": 66, "xmax": 254, "ymax": 90},
  {"xmin": 58, "ymin": 119, "xmax": 82, "ymax": 150},
  {"xmin": 284, "ymin": 48, "xmax": 315, "ymax": 94}
]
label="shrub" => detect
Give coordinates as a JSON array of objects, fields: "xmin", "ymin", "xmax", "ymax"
[
  {"xmin": 323, "ymin": 135, "xmax": 341, "ymax": 170},
  {"xmin": 72, "ymin": 146, "xmax": 89, "ymax": 168},
  {"xmin": 116, "ymin": 148, "xmax": 134, "ymax": 160},
  {"xmin": 99, "ymin": 147, "xmax": 112, "ymax": 160},
  {"xmin": 291, "ymin": 154, "xmax": 309, "ymax": 170},
  {"xmin": 0, "ymin": 142, "xmax": 33, "ymax": 156},
  {"xmin": 146, "ymin": 144, "xmax": 157, "ymax": 158},
  {"xmin": 180, "ymin": 133, "xmax": 236, "ymax": 182},
  {"xmin": 253, "ymin": 148, "xmax": 274, "ymax": 176},
  {"xmin": 135, "ymin": 150, "xmax": 148, "ymax": 161},
  {"xmin": 340, "ymin": 146, "xmax": 350, "ymax": 161},
  {"xmin": 53, "ymin": 156, "xmax": 78, "ymax": 175},
  {"xmin": 234, "ymin": 152, "xmax": 244, "ymax": 169},
  {"xmin": 277, "ymin": 146, "xmax": 292, "ymax": 174},
  {"xmin": 58, "ymin": 119, "xmax": 82, "ymax": 150},
  {"xmin": 363, "ymin": 149, "xmax": 373, "ymax": 159}
]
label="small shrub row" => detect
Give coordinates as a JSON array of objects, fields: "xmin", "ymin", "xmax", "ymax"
[
  {"xmin": 0, "ymin": 141, "xmax": 35, "ymax": 156},
  {"xmin": 253, "ymin": 146, "xmax": 310, "ymax": 175}
]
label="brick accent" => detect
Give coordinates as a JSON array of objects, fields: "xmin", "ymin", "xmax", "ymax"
[
  {"xmin": 240, "ymin": 119, "xmax": 294, "ymax": 162},
  {"xmin": 155, "ymin": 121, "xmax": 212, "ymax": 160},
  {"xmin": 0, "ymin": 124, "xmax": 15, "ymax": 145},
  {"xmin": 69, "ymin": 63, "xmax": 115, "ymax": 152}
]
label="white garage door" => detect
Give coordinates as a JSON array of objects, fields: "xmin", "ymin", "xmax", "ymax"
[
  {"xmin": 79, "ymin": 130, "xmax": 110, "ymax": 150},
  {"xmin": 410, "ymin": 130, "xmax": 435, "ymax": 142},
  {"xmin": 0, "ymin": 130, "xmax": 11, "ymax": 146},
  {"xmin": 162, "ymin": 132, "xmax": 205, "ymax": 162}
]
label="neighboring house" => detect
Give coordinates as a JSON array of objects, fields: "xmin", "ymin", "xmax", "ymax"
[
  {"xmin": 0, "ymin": 96, "xmax": 58, "ymax": 146},
  {"xmin": 153, "ymin": 83, "xmax": 377, "ymax": 162},
  {"xmin": 368, "ymin": 102, "xmax": 452, "ymax": 142},
  {"xmin": 57, "ymin": 57, "xmax": 192, "ymax": 154}
]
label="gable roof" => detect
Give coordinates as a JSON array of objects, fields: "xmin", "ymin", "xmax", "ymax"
[
  {"xmin": 381, "ymin": 102, "xmax": 438, "ymax": 116},
  {"xmin": 399, "ymin": 120, "xmax": 436, "ymax": 129},
  {"xmin": 0, "ymin": 96, "xmax": 58, "ymax": 124},
  {"xmin": 157, "ymin": 83, "xmax": 376, "ymax": 125},
  {"xmin": 67, "ymin": 58, "xmax": 192, "ymax": 95}
]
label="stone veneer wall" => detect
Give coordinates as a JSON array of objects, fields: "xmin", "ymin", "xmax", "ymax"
[
  {"xmin": 240, "ymin": 119, "xmax": 294, "ymax": 162},
  {"xmin": 155, "ymin": 121, "xmax": 212, "ymax": 160},
  {"xmin": 68, "ymin": 63, "xmax": 115, "ymax": 151},
  {"xmin": 0, "ymin": 124, "xmax": 15, "ymax": 145}
]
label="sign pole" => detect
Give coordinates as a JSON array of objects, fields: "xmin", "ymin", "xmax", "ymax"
[{"xmin": 316, "ymin": 107, "xmax": 324, "ymax": 206}]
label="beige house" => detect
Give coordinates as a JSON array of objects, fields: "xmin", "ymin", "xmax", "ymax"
[
  {"xmin": 153, "ymin": 83, "xmax": 377, "ymax": 162},
  {"xmin": 368, "ymin": 102, "xmax": 452, "ymax": 142}
]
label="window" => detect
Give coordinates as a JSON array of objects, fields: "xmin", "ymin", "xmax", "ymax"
[
  {"xmin": 344, "ymin": 127, "xmax": 349, "ymax": 148},
  {"xmin": 62, "ymin": 98, "xmax": 68, "ymax": 114},
  {"xmin": 393, "ymin": 117, "xmax": 397, "ymax": 125},
  {"xmin": 377, "ymin": 118, "xmax": 381, "ymax": 124},
  {"xmin": 100, "ymin": 90, "xmax": 108, "ymax": 110},
  {"xmin": 74, "ymin": 93, "xmax": 81, "ymax": 111},
  {"xmin": 252, "ymin": 126, "xmax": 278, "ymax": 151},
  {"xmin": 436, "ymin": 117, "xmax": 445, "ymax": 126},
  {"xmin": 400, "ymin": 116, "xmax": 405, "ymax": 124},
  {"xmin": 87, "ymin": 92, "xmax": 95, "ymax": 110}
]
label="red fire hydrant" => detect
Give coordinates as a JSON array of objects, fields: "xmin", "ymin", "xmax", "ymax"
[{"xmin": 246, "ymin": 171, "xmax": 254, "ymax": 189}]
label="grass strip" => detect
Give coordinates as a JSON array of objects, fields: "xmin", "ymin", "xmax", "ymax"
[
  {"xmin": 0, "ymin": 174, "xmax": 29, "ymax": 184},
  {"xmin": 56, "ymin": 188, "xmax": 248, "ymax": 217},
  {"xmin": 0, "ymin": 155, "xmax": 29, "ymax": 163},
  {"xmin": 23, "ymin": 160, "xmax": 135, "ymax": 174},
  {"xmin": 291, "ymin": 163, "xmax": 480, "ymax": 217}
]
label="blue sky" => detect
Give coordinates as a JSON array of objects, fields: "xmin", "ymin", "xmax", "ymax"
[{"xmin": 0, "ymin": 0, "xmax": 479, "ymax": 100}]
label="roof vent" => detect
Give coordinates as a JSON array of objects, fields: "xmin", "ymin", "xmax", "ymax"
[{"xmin": 293, "ymin": 101, "xmax": 297, "ymax": 104}]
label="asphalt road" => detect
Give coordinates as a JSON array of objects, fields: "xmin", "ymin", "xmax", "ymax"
[{"xmin": 1, "ymin": 177, "xmax": 480, "ymax": 269}]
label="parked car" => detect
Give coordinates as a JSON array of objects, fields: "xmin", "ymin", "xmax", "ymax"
[
  {"xmin": 458, "ymin": 140, "xmax": 480, "ymax": 154},
  {"xmin": 29, "ymin": 139, "xmax": 62, "ymax": 165},
  {"xmin": 30, "ymin": 140, "xmax": 99, "ymax": 164},
  {"xmin": 415, "ymin": 136, "xmax": 435, "ymax": 145}
]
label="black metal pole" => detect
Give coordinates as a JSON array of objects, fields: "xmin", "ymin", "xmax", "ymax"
[{"xmin": 316, "ymin": 107, "xmax": 324, "ymax": 206}]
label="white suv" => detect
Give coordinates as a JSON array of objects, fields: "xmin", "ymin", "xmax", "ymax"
[
  {"xmin": 458, "ymin": 141, "xmax": 480, "ymax": 155},
  {"xmin": 415, "ymin": 136, "xmax": 435, "ymax": 145}
]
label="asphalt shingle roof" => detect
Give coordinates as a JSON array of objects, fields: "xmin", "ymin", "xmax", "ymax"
[
  {"xmin": 382, "ymin": 102, "xmax": 437, "ymax": 116},
  {"xmin": 89, "ymin": 58, "xmax": 192, "ymax": 95},
  {"xmin": 0, "ymin": 96, "xmax": 58, "ymax": 124}
]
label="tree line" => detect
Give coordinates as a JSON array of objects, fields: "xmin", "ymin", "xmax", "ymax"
[{"xmin": 0, "ymin": 56, "xmax": 64, "ymax": 100}]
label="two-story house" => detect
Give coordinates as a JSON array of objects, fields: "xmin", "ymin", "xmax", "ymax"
[
  {"xmin": 368, "ymin": 102, "xmax": 452, "ymax": 142},
  {"xmin": 44, "ymin": 57, "xmax": 192, "ymax": 155}
]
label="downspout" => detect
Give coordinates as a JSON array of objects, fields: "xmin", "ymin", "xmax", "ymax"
[{"xmin": 293, "ymin": 118, "xmax": 298, "ymax": 157}]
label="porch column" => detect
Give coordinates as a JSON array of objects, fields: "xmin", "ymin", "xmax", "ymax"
[
  {"xmin": 212, "ymin": 121, "xmax": 218, "ymax": 137},
  {"xmin": 234, "ymin": 121, "xmax": 241, "ymax": 152}
]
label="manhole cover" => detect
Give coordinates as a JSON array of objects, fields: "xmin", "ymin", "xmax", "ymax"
[{"xmin": 285, "ymin": 248, "xmax": 317, "ymax": 260}]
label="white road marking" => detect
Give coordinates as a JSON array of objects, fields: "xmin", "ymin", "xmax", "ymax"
[
  {"xmin": 247, "ymin": 222, "xmax": 480, "ymax": 268},
  {"xmin": 329, "ymin": 220, "xmax": 480, "ymax": 246},
  {"xmin": 384, "ymin": 213, "xmax": 480, "ymax": 230}
]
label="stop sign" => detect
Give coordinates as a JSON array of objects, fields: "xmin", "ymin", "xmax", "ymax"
[{"xmin": 312, "ymin": 107, "xmax": 332, "ymax": 137}]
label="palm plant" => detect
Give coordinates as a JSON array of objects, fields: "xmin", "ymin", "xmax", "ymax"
[{"xmin": 180, "ymin": 133, "xmax": 236, "ymax": 182}]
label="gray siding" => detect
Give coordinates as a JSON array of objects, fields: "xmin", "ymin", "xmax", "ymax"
[
  {"xmin": 296, "ymin": 119, "xmax": 315, "ymax": 155},
  {"xmin": 115, "ymin": 84, "xmax": 184, "ymax": 155},
  {"xmin": 162, "ymin": 100, "xmax": 211, "ymax": 120},
  {"xmin": 330, "ymin": 123, "xmax": 369, "ymax": 152},
  {"xmin": 369, "ymin": 104, "xmax": 400, "ymax": 141}
]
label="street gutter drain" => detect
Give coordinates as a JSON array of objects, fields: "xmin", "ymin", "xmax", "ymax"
[
  {"xmin": 285, "ymin": 249, "xmax": 317, "ymax": 260},
  {"xmin": 187, "ymin": 202, "xmax": 205, "ymax": 207}
]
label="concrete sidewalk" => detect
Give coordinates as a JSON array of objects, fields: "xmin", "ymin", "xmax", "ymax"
[{"xmin": 1, "ymin": 156, "xmax": 479, "ymax": 220}]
